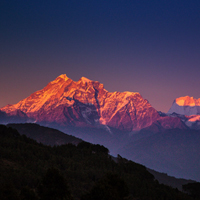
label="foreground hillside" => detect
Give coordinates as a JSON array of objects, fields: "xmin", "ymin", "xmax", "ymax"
[{"xmin": 0, "ymin": 125, "xmax": 194, "ymax": 200}]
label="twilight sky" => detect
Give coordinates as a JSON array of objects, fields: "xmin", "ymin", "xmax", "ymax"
[{"xmin": 1, "ymin": 0, "xmax": 200, "ymax": 112}]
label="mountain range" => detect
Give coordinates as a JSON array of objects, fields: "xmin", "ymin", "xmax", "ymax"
[
  {"xmin": 0, "ymin": 74, "xmax": 186, "ymax": 131},
  {"xmin": 1, "ymin": 74, "xmax": 200, "ymax": 181}
]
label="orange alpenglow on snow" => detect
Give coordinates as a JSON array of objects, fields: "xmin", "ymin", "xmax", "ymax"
[
  {"xmin": 176, "ymin": 96, "xmax": 200, "ymax": 107},
  {"xmin": 168, "ymin": 96, "xmax": 200, "ymax": 116},
  {"xmin": 0, "ymin": 74, "xmax": 185, "ymax": 132}
]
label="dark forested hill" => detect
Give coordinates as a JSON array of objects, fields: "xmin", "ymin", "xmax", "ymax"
[
  {"xmin": 7, "ymin": 123, "xmax": 83, "ymax": 146},
  {"xmin": 0, "ymin": 125, "xmax": 195, "ymax": 200}
]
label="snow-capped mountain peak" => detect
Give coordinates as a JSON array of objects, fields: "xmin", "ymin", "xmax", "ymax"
[
  {"xmin": 168, "ymin": 96, "xmax": 200, "ymax": 115},
  {"xmin": 1, "ymin": 74, "xmax": 183, "ymax": 131},
  {"xmin": 78, "ymin": 77, "xmax": 92, "ymax": 84},
  {"xmin": 58, "ymin": 74, "xmax": 69, "ymax": 80}
]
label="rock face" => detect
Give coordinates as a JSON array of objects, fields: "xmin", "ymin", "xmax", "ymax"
[{"xmin": 0, "ymin": 74, "xmax": 161, "ymax": 131}]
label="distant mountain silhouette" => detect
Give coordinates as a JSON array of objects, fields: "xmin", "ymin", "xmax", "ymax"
[{"xmin": 118, "ymin": 128, "xmax": 200, "ymax": 181}]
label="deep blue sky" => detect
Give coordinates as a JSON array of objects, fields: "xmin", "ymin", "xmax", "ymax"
[{"xmin": 1, "ymin": 0, "xmax": 200, "ymax": 112}]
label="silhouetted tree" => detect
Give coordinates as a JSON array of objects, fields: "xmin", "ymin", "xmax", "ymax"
[
  {"xmin": 81, "ymin": 172, "xmax": 130, "ymax": 200},
  {"xmin": 0, "ymin": 182, "xmax": 20, "ymax": 200},
  {"xmin": 183, "ymin": 182, "xmax": 200, "ymax": 199},
  {"xmin": 20, "ymin": 186, "xmax": 38, "ymax": 200},
  {"xmin": 38, "ymin": 168, "xmax": 73, "ymax": 200}
]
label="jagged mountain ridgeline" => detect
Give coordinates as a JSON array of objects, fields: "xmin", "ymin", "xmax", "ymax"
[{"xmin": 0, "ymin": 74, "xmax": 184, "ymax": 132}]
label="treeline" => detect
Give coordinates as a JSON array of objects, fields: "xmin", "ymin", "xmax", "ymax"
[{"xmin": 0, "ymin": 124, "xmax": 197, "ymax": 200}]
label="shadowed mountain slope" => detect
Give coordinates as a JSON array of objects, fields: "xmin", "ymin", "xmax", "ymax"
[
  {"xmin": 7, "ymin": 123, "xmax": 83, "ymax": 146},
  {"xmin": 118, "ymin": 128, "xmax": 200, "ymax": 182}
]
